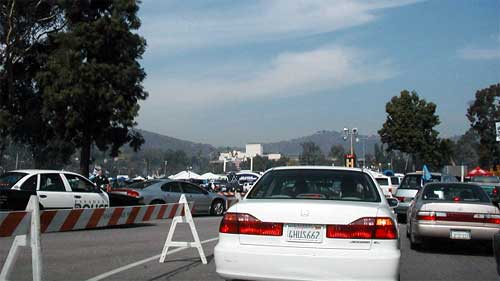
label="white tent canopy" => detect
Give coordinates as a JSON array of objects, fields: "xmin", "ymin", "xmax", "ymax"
[
  {"xmin": 168, "ymin": 170, "xmax": 200, "ymax": 180},
  {"xmin": 198, "ymin": 172, "xmax": 223, "ymax": 180}
]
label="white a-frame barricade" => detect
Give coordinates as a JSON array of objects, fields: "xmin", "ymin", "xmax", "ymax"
[
  {"xmin": 0, "ymin": 195, "xmax": 42, "ymax": 281},
  {"xmin": 159, "ymin": 194, "xmax": 207, "ymax": 265}
]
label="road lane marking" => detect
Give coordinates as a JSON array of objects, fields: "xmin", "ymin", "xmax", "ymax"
[{"xmin": 86, "ymin": 237, "xmax": 219, "ymax": 281}]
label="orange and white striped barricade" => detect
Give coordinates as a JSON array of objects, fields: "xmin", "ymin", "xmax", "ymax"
[
  {"xmin": 1, "ymin": 198, "xmax": 195, "ymax": 281},
  {"xmin": 159, "ymin": 194, "xmax": 207, "ymax": 265},
  {"xmin": 38, "ymin": 202, "xmax": 191, "ymax": 234},
  {"xmin": 0, "ymin": 195, "xmax": 42, "ymax": 281}
]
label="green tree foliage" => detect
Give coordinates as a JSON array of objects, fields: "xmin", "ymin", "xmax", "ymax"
[
  {"xmin": 239, "ymin": 155, "xmax": 290, "ymax": 172},
  {"xmin": 0, "ymin": 1, "xmax": 71, "ymax": 168},
  {"xmin": 300, "ymin": 142, "xmax": 326, "ymax": 165},
  {"xmin": 328, "ymin": 144, "xmax": 345, "ymax": 166},
  {"xmin": 378, "ymin": 90, "xmax": 444, "ymax": 169},
  {"xmin": 453, "ymin": 128, "xmax": 479, "ymax": 167},
  {"xmin": 36, "ymin": 0, "xmax": 148, "ymax": 176},
  {"xmin": 466, "ymin": 83, "xmax": 500, "ymax": 168}
]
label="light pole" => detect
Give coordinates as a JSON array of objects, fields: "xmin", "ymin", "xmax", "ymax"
[
  {"xmin": 164, "ymin": 160, "xmax": 168, "ymax": 177},
  {"xmin": 343, "ymin": 127, "xmax": 359, "ymax": 155}
]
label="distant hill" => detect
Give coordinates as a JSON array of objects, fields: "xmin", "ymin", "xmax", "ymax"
[
  {"xmin": 263, "ymin": 130, "xmax": 380, "ymax": 156},
  {"xmin": 135, "ymin": 129, "xmax": 217, "ymax": 157},
  {"xmin": 135, "ymin": 129, "xmax": 380, "ymax": 158}
]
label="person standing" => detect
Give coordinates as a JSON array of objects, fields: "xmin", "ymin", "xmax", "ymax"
[{"xmin": 93, "ymin": 167, "xmax": 110, "ymax": 191}]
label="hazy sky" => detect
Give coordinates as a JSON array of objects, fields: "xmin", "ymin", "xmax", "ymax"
[{"xmin": 136, "ymin": 0, "xmax": 500, "ymax": 146}]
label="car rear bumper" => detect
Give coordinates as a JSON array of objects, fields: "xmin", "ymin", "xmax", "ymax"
[
  {"xmin": 214, "ymin": 234, "xmax": 400, "ymax": 281},
  {"xmin": 414, "ymin": 222, "xmax": 500, "ymax": 240}
]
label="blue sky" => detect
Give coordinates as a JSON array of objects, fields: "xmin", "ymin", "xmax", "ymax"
[{"xmin": 136, "ymin": 0, "xmax": 500, "ymax": 146}]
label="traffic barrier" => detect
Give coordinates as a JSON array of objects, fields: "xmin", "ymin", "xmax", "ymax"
[
  {"xmin": 38, "ymin": 202, "xmax": 190, "ymax": 233},
  {"xmin": 160, "ymin": 194, "xmax": 207, "ymax": 264},
  {"xmin": 0, "ymin": 197, "xmax": 196, "ymax": 281},
  {"xmin": 1, "ymin": 196, "xmax": 42, "ymax": 281}
]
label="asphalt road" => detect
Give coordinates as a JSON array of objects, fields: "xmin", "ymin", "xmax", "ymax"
[{"xmin": 0, "ymin": 217, "xmax": 498, "ymax": 281}]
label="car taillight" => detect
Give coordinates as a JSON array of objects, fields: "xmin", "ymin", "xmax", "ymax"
[
  {"xmin": 219, "ymin": 212, "xmax": 283, "ymax": 236},
  {"xmin": 110, "ymin": 188, "xmax": 140, "ymax": 198},
  {"xmin": 326, "ymin": 217, "xmax": 397, "ymax": 239},
  {"xmin": 396, "ymin": 196, "xmax": 405, "ymax": 202},
  {"xmin": 474, "ymin": 214, "xmax": 500, "ymax": 224},
  {"xmin": 493, "ymin": 188, "xmax": 498, "ymax": 196},
  {"xmin": 417, "ymin": 211, "xmax": 446, "ymax": 221},
  {"xmin": 126, "ymin": 190, "xmax": 140, "ymax": 198}
]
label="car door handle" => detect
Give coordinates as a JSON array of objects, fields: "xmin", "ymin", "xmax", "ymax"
[
  {"xmin": 74, "ymin": 195, "xmax": 82, "ymax": 199},
  {"xmin": 39, "ymin": 195, "xmax": 47, "ymax": 198}
]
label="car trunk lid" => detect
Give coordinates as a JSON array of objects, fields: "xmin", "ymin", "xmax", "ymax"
[{"xmin": 230, "ymin": 199, "xmax": 385, "ymax": 250}]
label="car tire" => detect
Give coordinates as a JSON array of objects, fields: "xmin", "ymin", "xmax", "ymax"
[
  {"xmin": 210, "ymin": 199, "xmax": 225, "ymax": 216},
  {"xmin": 150, "ymin": 199, "xmax": 165, "ymax": 205},
  {"xmin": 410, "ymin": 230, "xmax": 423, "ymax": 250}
]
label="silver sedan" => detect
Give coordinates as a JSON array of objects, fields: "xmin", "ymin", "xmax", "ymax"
[
  {"xmin": 111, "ymin": 179, "xmax": 227, "ymax": 215},
  {"xmin": 407, "ymin": 182, "xmax": 500, "ymax": 249}
]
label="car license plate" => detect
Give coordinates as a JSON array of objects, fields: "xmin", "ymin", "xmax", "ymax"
[
  {"xmin": 285, "ymin": 224, "xmax": 323, "ymax": 243},
  {"xmin": 450, "ymin": 230, "xmax": 471, "ymax": 240}
]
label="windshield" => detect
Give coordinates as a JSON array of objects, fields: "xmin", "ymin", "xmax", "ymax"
[
  {"xmin": 399, "ymin": 174, "xmax": 441, "ymax": 190},
  {"xmin": 0, "ymin": 172, "xmax": 28, "ymax": 190},
  {"xmin": 471, "ymin": 176, "xmax": 500, "ymax": 183},
  {"xmin": 247, "ymin": 169, "xmax": 381, "ymax": 202},
  {"xmin": 422, "ymin": 184, "xmax": 489, "ymax": 203},
  {"xmin": 376, "ymin": 178, "xmax": 389, "ymax": 186},
  {"xmin": 391, "ymin": 177, "xmax": 400, "ymax": 185}
]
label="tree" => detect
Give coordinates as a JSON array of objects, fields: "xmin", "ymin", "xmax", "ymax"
[
  {"xmin": 329, "ymin": 144, "xmax": 345, "ymax": 166},
  {"xmin": 378, "ymin": 90, "xmax": 441, "ymax": 170},
  {"xmin": 453, "ymin": 128, "xmax": 479, "ymax": 167},
  {"xmin": 299, "ymin": 142, "xmax": 326, "ymax": 165},
  {"xmin": 0, "ymin": 1, "xmax": 70, "ymax": 168},
  {"xmin": 467, "ymin": 83, "xmax": 500, "ymax": 168},
  {"xmin": 37, "ymin": 0, "xmax": 148, "ymax": 176}
]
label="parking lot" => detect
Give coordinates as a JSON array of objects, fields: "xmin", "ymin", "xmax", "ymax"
[{"xmin": 0, "ymin": 216, "xmax": 497, "ymax": 281}]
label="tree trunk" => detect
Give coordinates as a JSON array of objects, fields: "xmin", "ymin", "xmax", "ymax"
[
  {"xmin": 80, "ymin": 139, "xmax": 91, "ymax": 177},
  {"xmin": 412, "ymin": 154, "xmax": 416, "ymax": 171}
]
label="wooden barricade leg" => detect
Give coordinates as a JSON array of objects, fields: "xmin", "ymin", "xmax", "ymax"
[
  {"xmin": 159, "ymin": 194, "xmax": 207, "ymax": 265},
  {"xmin": 0, "ymin": 195, "xmax": 42, "ymax": 281}
]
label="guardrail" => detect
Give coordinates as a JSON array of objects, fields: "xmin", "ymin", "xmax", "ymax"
[{"xmin": 0, "ymin": 196, "xmax": 202, "ymax": 281}]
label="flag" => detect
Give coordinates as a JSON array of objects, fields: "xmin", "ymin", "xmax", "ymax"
[{"xmin": 422, "ymin": 164, "xmax": 431, "ymax": 182}]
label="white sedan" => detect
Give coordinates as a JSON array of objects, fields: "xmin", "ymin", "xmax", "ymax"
[{"xmin": 214, "ymin": 166, "xmax": 400, "ymax": 281}]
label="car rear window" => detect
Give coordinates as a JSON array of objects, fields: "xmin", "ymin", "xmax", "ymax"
[
  {"xmin": 247, "ymin": 169, "xmax": 381, "ymax": 202},
  {"xmin": 376, "ymin": 178, "xmax": 389, "ymax": 186},
  {"xmin": 127, "ymin": 180, "xmax": 160, "ymax": 189},
  {"xmin": 471, "ymin": 176, "xmax": 500, "ymax": 184},
  {"xmin": 399, "ymin": 174, "xmax": 441, "ymax": 190},
  {"xmin": 0, "ymin": 172, "xmax": 28, "ymax": 190},
  {"xmin": 422, "ymin": 184, "xmax": 489, "ymax": 203}
]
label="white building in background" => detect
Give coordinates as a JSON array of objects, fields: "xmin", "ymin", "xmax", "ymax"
[
  {"xmin": 218, "ymin": 144, "xmax": 281, "ymax": 168},
  {"xmin": 245, "ymin": 144, "xmax": 263, "ymax": 157},
  {"xmin": 267, "ymin": 153, "xmax": 282, "ymax": 161}
]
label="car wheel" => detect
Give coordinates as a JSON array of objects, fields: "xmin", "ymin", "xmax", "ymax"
[
  {"xmin": 210, "ymin": 199, "xmax": 225, "ymax": 216},
  {"xmin": 150, "ymin": 199, "xmax": 165, "ymax": 205},
  {"xmin": 410, "ymin": 229, "xmax": 423, "ymax": 250}
]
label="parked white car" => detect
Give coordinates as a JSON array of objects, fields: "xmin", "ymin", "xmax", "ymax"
[
  {"xmin": 0, "ymin": 170, "xmax": 109, "ymax": 209},
  {"xmin": 215, "ymin": 166, "xmax": 400, "ymax": 281}
]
